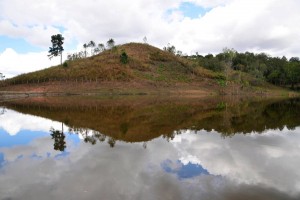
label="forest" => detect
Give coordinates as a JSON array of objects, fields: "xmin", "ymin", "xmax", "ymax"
[{"xmin": 184, "ymin": 48, "xmax": 300, "ymax": 90}]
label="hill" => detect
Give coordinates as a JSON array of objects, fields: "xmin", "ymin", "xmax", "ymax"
[{"xmin": 0, "ymin": 43, "xmax": 295, "ymax": 96}]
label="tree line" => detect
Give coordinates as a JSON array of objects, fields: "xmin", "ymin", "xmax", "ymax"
[
  {"xmin": 67, "ymin": 38, "xmax": 115, "ymax": 61},
  {"xmin": 183, "ymin": 48, "xmax": 300, "ymax": 89},
  {"xmin": 162, "ymin": 44, "xmax": 299, "ymax": 89}
]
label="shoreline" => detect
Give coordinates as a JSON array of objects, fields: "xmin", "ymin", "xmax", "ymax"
[{"xmin": 0, "ymin": 81, "xmax": 299, "ymax": 101}]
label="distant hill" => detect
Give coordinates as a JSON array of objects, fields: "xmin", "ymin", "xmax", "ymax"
[{"xmin": 0, "ymin": 43, "xmax": 295, "ymax": 96}]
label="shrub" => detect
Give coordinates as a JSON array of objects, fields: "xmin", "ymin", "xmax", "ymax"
[
  {"xmin": 120, "ymin": 51, "xmax": 128, "ymax": 64},
  {"xmin": 63, "ymin": 61, "xmax": 68, "ymax": 68}
]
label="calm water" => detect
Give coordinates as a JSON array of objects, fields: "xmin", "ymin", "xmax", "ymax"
[{"xmin": 0, "ymin": 96, "xmax": 299, "ymax": 200}]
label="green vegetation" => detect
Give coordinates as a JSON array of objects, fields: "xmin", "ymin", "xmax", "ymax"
[
  {"xmin": 188, "ymin": 49, "xmax": 300, "ymax": 90},
  {"xmin": 63, "ymin": 61, "xmax": 68, "ymax": 68},
  {"xmin": 120, "ymin": 51, "xmax": 129, "ymax": 64}
]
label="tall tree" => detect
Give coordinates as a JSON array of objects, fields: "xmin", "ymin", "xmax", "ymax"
[
  {"xmin": 88, "ymin": 40, "xmax": 96, "ymax": 56},
  {"xmin": 222, "ymin": 47, "xmax": 237, "ymax": 85},
  {"xmin": 0, "ymin": 73, "xmax": 5, "ymax": 80},
  {"xmin": 163, "ymin": 43, "xmax": 176, "ymax": 55},
  {"xmin": 285, "ymin": 61, "xmax": 300, "ymax": 89},
  {"xmin": 143, "ymin": 36, "xmax": 148, "ymax": 44},
  {"xmin": 50, "ymin": 125, "xmax": 66, "ymax": 152},
  {"xmin": 0, "ymin": 73, "xmax": 5, "ymax": 86},
  {"xmin": 48, "ymin": 34, "xmax": 64, "ymax": 65},
  {"xmin": 98, "ymin": 43, "xmax": 105, "ymax": 52},
  {"xmin": 107, "ymin": 38, "xmax": 115, "ymax": 49},
  {"xmin": 83, "ymin": 43, "xmax": 88, "ymax": 57}
]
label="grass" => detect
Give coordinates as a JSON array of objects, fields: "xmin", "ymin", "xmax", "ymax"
[{"xmin": 4, "ymin": 43, "xmax": 224, "ymax": 86}]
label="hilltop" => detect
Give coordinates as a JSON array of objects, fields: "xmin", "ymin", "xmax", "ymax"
[{"xmin": 0, "ymin": 43, "xmax": 295, "ymax": 96}]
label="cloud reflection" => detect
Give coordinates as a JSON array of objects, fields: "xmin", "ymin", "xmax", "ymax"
[
  {"xmin": 171, "ymin": 128, "xmax": 300, "ymax": 197},
  {"xmin": 0, "ymin": 126, "xmax": 299, "ymax": 199},
  {"xmin": 0, "ymin": 109, "xmax": 62, "ymax": 135}
]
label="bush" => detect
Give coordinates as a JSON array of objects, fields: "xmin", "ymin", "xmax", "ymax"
[
  {"xmin": 63, "ymin": 61, "xmax": 68, "ymax": 68},
  {"xmin": 217, "ymin": 79, "xmax": 226, "ymax": 87},
  {"xmin": 120, "ymin": 51, "xmax": 128, "ymax": 64}
]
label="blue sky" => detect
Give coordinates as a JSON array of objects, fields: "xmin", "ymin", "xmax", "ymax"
[
  {"xmin": 162, "ymin": 159, "xmax": 210, "ymax": 179},
  {"xmin": 177, "ymin": 2, "xmax": 211, "ymax": 19},
  {"xmin": 0, "ymin": 36, "xmax": 43, "ymax": 53},
  {"xmin": 0, "ymin": 0, "xmax": 299, "ymax": 78},
  {"xmin": 0, "ymin": 129, "xmax": 48, "ymax": 147}
]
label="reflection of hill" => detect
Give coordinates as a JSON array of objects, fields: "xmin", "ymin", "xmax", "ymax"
[
  {"xmin": 197, "ymin": 98, "xmax": 300, "ymax": 135},
  {"xmin": 2, "ymin": 96, "xmax": 300, "ymax": 142}
]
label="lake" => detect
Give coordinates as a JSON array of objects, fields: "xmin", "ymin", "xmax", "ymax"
[{"xmin": 0, "ymin": 96, "xmax": 299, "ymax": 200}]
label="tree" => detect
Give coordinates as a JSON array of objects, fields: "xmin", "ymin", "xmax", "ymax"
[
  {"xmin": 50, "ymin": 125, "xmax": 66, "ymax": 152},
  {"xmin": 48, "ymin": 34, "xmax": 64, "ymax": 65},
  {"xmin": 285, "ymin": 62, "xmax": 300, "ymax": 89},
  {"xmin": 83, "ymin": 43, "xmax": 88, "ymax": 57},
  {"xmin": 120, "ymin": 51, "xmax": 129, "ymax": 64},
  {"xmin": 163, "ymin": 43, "xmax": 176, "ymax": 55},
  {"xmin": 108, "ymin": 137, "xmax": 116, "ymax": 148},
  {"xmin": 143, "ymin": 36, "xmax": 148, "ymax": 44},
  {"xmin": 88, "ymin": 40, "xmax": 96, "ymax": 56},
  {"xmin": 0, "ymin": 73, "xmax": 5, "ymax": 80},
  {"xmin": 0, "ymin": 73, "xmax": 5, "ymax": 86},
  {"xmin": 222, "ymin": 47, "xmax": 237, "ymax": 84},
  {"xmin": 98, "ymin": 43, "xmax": 105, "ymax": 52},
  {"xmin": 94, "ymin": 43, "xmax": 105, "ymax": 55},
  {"xmin": 0, "ymin": 107, "xmax": 5, "ymax": 115},
  {"xmin": 107, "ymin": 38, "xmax": 115, "ymax": 49},
  {"xmin": 289, "ymin": 57, "xmax": 300, "ymax": 63}
]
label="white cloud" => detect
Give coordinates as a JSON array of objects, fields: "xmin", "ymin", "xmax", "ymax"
[
  {"xmin": 0, "ymin": 0, "xmax": 300, "ymax": 77},
  {"xmin": 189, "ymin": 0, "xmax": 235, "ymax": 8},
  {"xmin": 0, "ymin": 48, "xmax": 71, "ymax": 78},
  {"xmin": 0, "ymin": 109, "xmax": 63, "ymax": 135}
]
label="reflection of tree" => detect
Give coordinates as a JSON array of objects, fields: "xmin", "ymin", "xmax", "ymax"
[
  {"xmin": 143, "ymin": 142, "xmax": 147, "ymax": 149},
  {"xmin": 69, "ymin": 127, "xmax": 107, "ymax": 145},
  {"xmin": 0, "ymin": 107, "xmax": 6, "ymax": 115},
  {"xmin": 107, "ymin": 137, "xmax": 116, "ymax": 148},
  {"xmin": 70, "ymin": 127, "xmax": 116, "ymax": 148},
  {"xmin": 50, "ymin": 126, "xmax": 66, "ymax": 152},
  {"xmin": 163, "ymin": 130, "xmax": 183, "ymax": 142}
]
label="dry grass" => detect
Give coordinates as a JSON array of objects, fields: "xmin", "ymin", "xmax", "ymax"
[{"xmin": 5, "ymin": 43, "xmax": 222, "ymax": 85}]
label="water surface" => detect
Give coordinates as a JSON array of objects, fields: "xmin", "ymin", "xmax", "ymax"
[{"xmin": 0, "ymin": 96, "xmax": 299, "ymax": 200}]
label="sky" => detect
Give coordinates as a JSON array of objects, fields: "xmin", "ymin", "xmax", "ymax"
[{"xmin": 0, "ymin": 0, "xmax": 300, "ymax": 78}]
